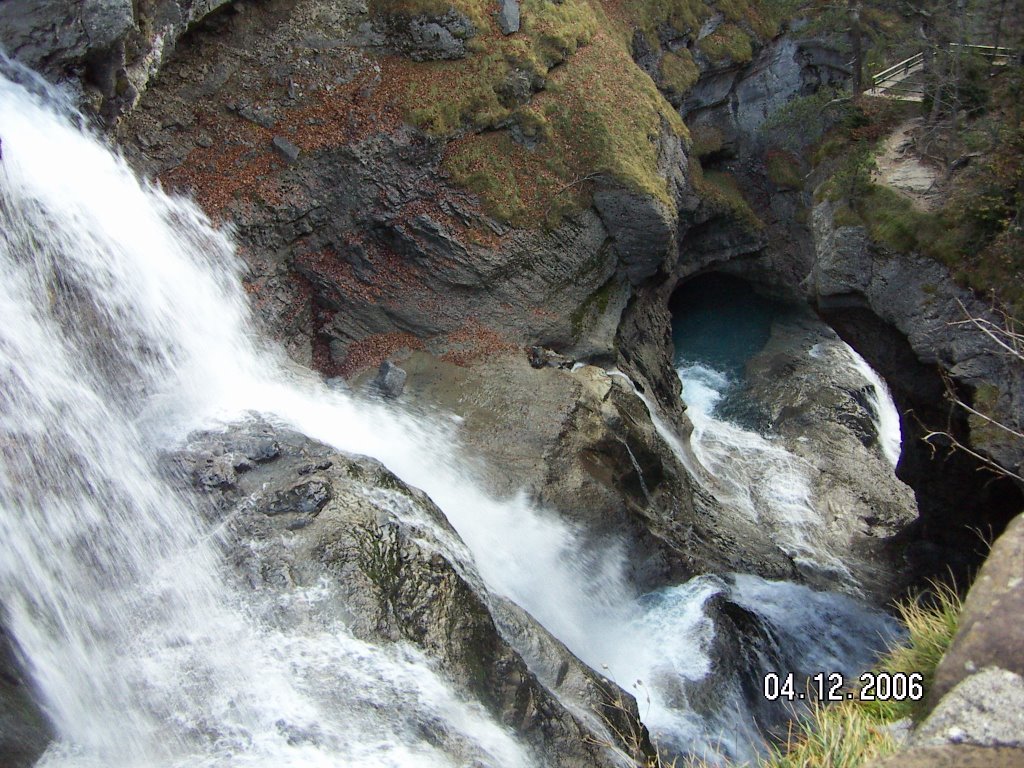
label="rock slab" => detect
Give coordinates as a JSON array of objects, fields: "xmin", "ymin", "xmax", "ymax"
[{"xmin": 929, "ymin": 513, "xmax": 1024, "ymax": 707}]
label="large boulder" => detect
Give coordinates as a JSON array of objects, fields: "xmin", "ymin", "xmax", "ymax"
[
  {"xmin": 927, "ymin": 514, "xmax": 1024, "ymax": 709},
  {"xmin": 914, "ymin": 668, "xmax": 1024, "ymax": 749},
  {"xmin": 742, "ymin": 314, "xmax": 918, "ymax": 599},
  {"xmin": 167, "ymin": 417, "xmax": 642, "ymax": 767}
]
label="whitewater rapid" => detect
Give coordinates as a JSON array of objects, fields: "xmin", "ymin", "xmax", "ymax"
[{"xmin": 0, "ymin": 60, "xmax": 899, "ymax": 768}]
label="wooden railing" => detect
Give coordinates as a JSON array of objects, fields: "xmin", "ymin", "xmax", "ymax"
[{"xmin": 868, "ymin": 44, "xmax": 1017, "ymax": 100}]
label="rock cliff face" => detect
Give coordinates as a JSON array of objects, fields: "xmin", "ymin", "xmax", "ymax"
[
  {"xmin": 681, "ymin": 34, "xmax": 847, "ymax": 149},
  {"xmin": 100, "ymin": 0, "xmax": 692, "ymax": 396},
  {"xmin": 0, "ymin": 0, "xmax": 235, "ymax": 121},
  {"xmin": 808, "ymin": 202, "xmax": 1024, "ymax": 576}
]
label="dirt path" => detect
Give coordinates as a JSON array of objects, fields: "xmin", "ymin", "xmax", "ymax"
[{"xmin": 872, "ymin": 117, "xmax": 944, "ymax": 212}]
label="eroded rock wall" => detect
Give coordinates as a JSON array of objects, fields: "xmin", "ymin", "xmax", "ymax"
[{"xmin": 0, "ymin": 0, "xmax": 237, "ymax": 121}]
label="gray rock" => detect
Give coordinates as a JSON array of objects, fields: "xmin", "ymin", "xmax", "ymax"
[
  {"xmin": 373, "ymin": 9, "xmax": 477, "ymax": 61},
  {"xmin": 271, "ymin": 136, "xmax": 300, "ymax": 163},
  {"xmin": 168, "ymin": 418, "xmax": 634, "ymax": 767},
  {"xmin": 928, "ymin": 515, "xmax": 1024, "ymax": 708},
  {"xmin": 868, "ymin": 745, "xmax": 1024, "ymax": 768},
  {"xmin": 0, "ymin": 626, "xmax": 52, "ymax": 768},
  {"xmin": 742, "ymin": 315, "xmax": 918, "ymax": 599},
  {"xmin": 238, "ymin": 105, "xmax": 276, "ymax": 129},
  {"xmin": 810, "ymin": 202, "xmax": 1024, "ymax": 471},
  {"xmin": 885, "ymin": 717, "xmax": 914, "ymax": 747},
  {"xmin": 528, "ymin": 346, "xmax": 574, "ymax": 369},
  {"xmin": 809, "ymin": 202, "xmax": 1024, "ymax": 575},
  {"xmin": 373, "ymin": 360, "xmax": 407, "ymax": 398},
  {"xmin": 697, "ymin": 13, "xmax": 724, "ymax": 41},
  {"xmin": 683, "ymin": 36, "xmax": 848, "ymax": 148},
  {"xmin": 0, "ymin": 0, "xmax": 234, "ymax": 119},
  {"xmin": 0, "ymin": 0, "xmax": 134, "ymax": 72},
  {"xmin": 389, "ymin": 351, "xmax": 801, "ymax": 587},
  {"xmin": 592, "ymin": 187, "xmax": 676, "ymax": 285},
  {"xmin": 915, "ymin": 668, "xmax": 1024, "ymax": 749},
  {"xmin": 497, "ymin": 0, "xmax": 521, "ymax": 35}
]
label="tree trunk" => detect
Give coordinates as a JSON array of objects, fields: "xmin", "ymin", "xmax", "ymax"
[{"xmin": 849, "ymin": 1, "xmax": 864, "ymax": 95}]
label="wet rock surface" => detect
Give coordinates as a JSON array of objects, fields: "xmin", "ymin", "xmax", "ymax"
[
  {"xmin": 167, "ymin": 417, "xmax": 641, "ymax": 767},
  {"xmin": 742, "ymin": 315, "xmax": 918, "ymax": 599},
  {"xmin": 387, "ymin": 350, "xmax": 821, "ymax": 588},
  {"xmin": 0, "ymin": 627, "xmax": 52, "ymax": 768}
]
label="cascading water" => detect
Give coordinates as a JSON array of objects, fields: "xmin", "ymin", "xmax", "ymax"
[
  {"xmin": 0, "ymin": 61, "xmax": 899, "ymax": 768},
  {"xmin": 0, "ymin": 62, "xmax": 530, "ymax": 768},
  {"xmin": 837, "ymin": 344, "xmax": 903, "ymax": 468},
  {"xmin": 670, "ymin": 276, "xmax": 904, "ymax": 583}
]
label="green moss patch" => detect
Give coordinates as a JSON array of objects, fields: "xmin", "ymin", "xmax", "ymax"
[
  {"xmin": 659, "ymin": 48, "xmax": 700, "ymax": 96},
  {"xmin": 698, "ymin": 22, "xmax": 754, "ymax": 64},
  {"xmin": 766, "ymin": 149, "xmax": 803, "ymax": 189},
  {"xmin": 442, "ymin": 29, "xmax": 686, "ymax": 226},
  {"xmin": 393, "ymin": 0, "xmax": 599, "ymax": 136},
  {"xmin": 694, "ymin": 166, "xmax": 764, "ymax": 232}
]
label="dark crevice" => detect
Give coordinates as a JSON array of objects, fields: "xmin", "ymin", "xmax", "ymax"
[{"xmin": 818, "ymin": 304, "xmax": 1023, "ymax": 587}]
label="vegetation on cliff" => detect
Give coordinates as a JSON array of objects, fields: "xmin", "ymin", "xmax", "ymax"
[
  {"xmin": 368, "ymin": 0, "xmax": 792, "ymax": 226},
  {"xmin": 768, "ymin": 0, "xmax": 1024, "ymax": 317}
]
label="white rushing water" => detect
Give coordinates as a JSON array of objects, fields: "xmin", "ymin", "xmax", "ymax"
[
  {"xmin": 0, "ymin": 62, "xmax": 898, "ymax": 768},
  {"xmin": 0, "ymin": 63, "xmax": 533, "ymax": 768},
  {"xmin": 675, "ymin": 363, "xmax": 853, "ymax": 582},
  {"xmin": 840, "ymin": 345, "xmax": 903, "ymax": 467}
]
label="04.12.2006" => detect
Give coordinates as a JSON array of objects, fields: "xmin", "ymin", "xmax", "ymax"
[{"xmin": 762, "ymin": 671, "xmax": 924, "ymax": 702}]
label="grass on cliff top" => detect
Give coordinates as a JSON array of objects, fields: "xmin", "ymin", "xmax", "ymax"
[
  {"xmin": 443, "ymin": 30, "xmax": 687, "ymax": 225},
  {"xmin": 660, "ymin": 48, "xmax": 701, "ymax": 97},
  {"xmin": 372, "ymin": 0, "xmax": 689, "ymax": 225},
  {"xmin": 698, "ymin": 21, "xmax": 755, "ymax": 64},
  {"xmin": 395, "ymin": 0, "xmax": 599, "ymax": 136},
  {"xmin": 368, "ymin": 0, "xmax": 493, "ymax": 31},
  {"xmin": 371, "ymin": 0, "xmax": 797, "ymax": 228},
  {"xmin": 602, "ymin": 0, "xmax": 777, "ymax": 54}
]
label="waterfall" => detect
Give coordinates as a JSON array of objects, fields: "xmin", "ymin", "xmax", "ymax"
[
  {"xmin": 839, "ymin": 344, "xmax": 903, "ymax": 467},
  {"xmin": 0, "ymin": 62, "xmax": 530, "ymax": 768},
  {"xmin": 676, "ymin": 363, "xmax": 854, "ymax": 583},
  {"xmin": 0, "ymin": 60, "xmax": 899, "ymax": 768}
]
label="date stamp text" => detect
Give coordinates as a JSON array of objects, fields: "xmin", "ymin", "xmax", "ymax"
[{"xmin": 762, "ymin": 672, "xmax": 924, "ymax": 702}]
